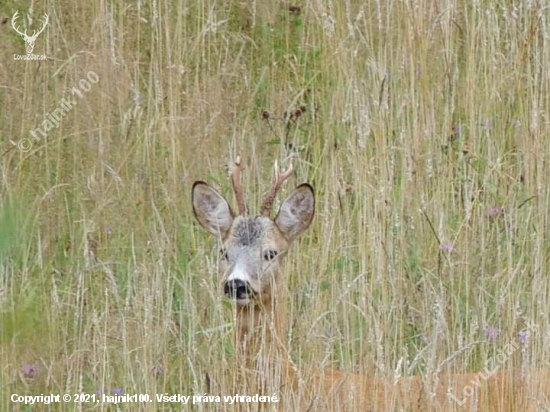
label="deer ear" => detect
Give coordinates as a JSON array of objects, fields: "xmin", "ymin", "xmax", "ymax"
[
  {"xmin": 275, "ymin": 184, "xmax": 315, "ymax": 241},
  {"xmin": 192, "ymin": 182, "xmax": 234, "ymax": 236}
]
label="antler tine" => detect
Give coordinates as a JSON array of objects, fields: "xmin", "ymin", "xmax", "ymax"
[
  {"xmin": 34, "ymin": 14, "xmax": 49, "ymax": 38},
  {"xmin": 260, "ymin": 160, "xmax": 294, "ymax": 216},
  {"xmin": 12, "ymin": 11, "xmax": 27, "ymax": 37},
  {"xmin": 29, "ymin": 14, "xmax": 48, "ymax": 39},
  {"xmin": 231, "ymin": 156, "xmax": 248, "ymax": 215}
]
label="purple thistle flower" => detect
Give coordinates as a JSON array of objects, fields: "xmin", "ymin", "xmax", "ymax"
[
  {"xmin": 453, "ymin": 124, "xmax": 462, "ymax": 138},
  {"xmin": 488, "ymin": 207, "xmax": 501, "ymax": 218},
  {"xmin": 152, "ymin": 365, "xmax": 164, "ymax": 377},
  {"xmin": 517, "ymin": 330, "xmax": 529, "ymax": 341},
  {"xmin": 96, "ymin": 388, "xmax": 106, "ymax": 395},
  {"xmin": 441, "ymin": 243, "xmax": 453, "ymax": 252},
  {"xmin": 104, "ymin": 225, "xmax": 111, "ymax": 233},
  {"xmin": 21, "ymin": 363, "xmax": 37, "ymax": 378},
  {"xmin": 481, "ymin": 119, "xmax": 493, "ymax": 129},
  {"xmin": 112, "ymin": 388, "xmax": 124, "ymax": 396},
  {"xmin": 483, "ymin": 325, "xmax": 500, "ymax": 341}
]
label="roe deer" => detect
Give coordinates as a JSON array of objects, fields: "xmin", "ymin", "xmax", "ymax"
[{"xmin": 192, "ymin": 158, "xmax": 550, "ymax": 411}]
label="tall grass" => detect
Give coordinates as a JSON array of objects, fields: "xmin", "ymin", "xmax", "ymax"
[{"xmin": 1, "ymin": 0, "xmax": 549, "ymax": 410}]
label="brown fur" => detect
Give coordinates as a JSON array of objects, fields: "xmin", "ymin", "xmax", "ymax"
[
  {"xmin": 233, "ymin": 294, "xmax": 550, "ymax": 411},
  {"xmin": 192, "ymin": 177, "xmax": 550, "ymax": 411}
]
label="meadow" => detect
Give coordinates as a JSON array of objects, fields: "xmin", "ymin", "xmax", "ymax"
[{"xmin": 1, "ymin": 0, "xmax": 549, "ymax": 410}]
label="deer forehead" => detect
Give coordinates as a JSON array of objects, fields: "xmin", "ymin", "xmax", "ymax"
[{"xmin": 225, "ymin": 216, "xmax": 287, "ymax": 249}]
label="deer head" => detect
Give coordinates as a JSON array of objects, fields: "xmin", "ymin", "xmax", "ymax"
[
  {"xmin": 12, "ymin": 11, "xmax": 49, "ymax": 54},
  {"xmin": 192, "ymin": 158, "xmax": 315, "ymax": 306}
]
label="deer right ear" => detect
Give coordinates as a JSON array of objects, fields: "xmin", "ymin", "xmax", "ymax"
[
  {"xmin": 275, "ymin": 183, "xmax": 315, "ymax": 241},
  {"xmin": 192, "ymin": 182, "xmax": 234, "ymax": 237}
]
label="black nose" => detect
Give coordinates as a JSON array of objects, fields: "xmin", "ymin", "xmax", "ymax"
[{"xmin": 224, "ymin": 279, "xmax": 250, "ymax": 299}]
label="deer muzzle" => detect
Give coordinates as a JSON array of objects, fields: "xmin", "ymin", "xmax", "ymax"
[{"xmin": 224, "ymin": 279, "xmax": 254, "ymax": 301}]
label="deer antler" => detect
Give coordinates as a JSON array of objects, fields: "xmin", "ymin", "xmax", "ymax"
[
  {"xmin": 29, "ymin": 14, "xmax": 48, "ymax": 40},
  {"xmin": 260, "ymin": 160, "xmax": 293, "ymax": 216},
  {"xmin": 231, "ymin": 156, "xmax": 248, "ymax": 215},
  {"xmin": 11, "ymin": 11, "xmax": 27, "ymax": 38}
]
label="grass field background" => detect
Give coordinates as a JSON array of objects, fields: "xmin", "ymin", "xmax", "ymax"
[{"xmin": 1, "ymin": 0, "xmax": 549, "ymax": 410}]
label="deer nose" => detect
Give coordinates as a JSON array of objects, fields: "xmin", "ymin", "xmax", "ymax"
[{"xmin": 224, "ymin": 279, "xmax": 251, "ymax": 299}]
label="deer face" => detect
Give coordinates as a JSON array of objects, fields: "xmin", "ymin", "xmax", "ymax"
[
  {"xmin": 24, "ymin": 37, "xmax": 37, "ymax": 54},
  {"xmin": 192, "ymin": 181, "xmax": 314, "ymax": 306}
]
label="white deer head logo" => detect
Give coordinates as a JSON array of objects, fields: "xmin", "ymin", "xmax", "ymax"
[{"xmin": 12, "ymin": 11, "xmax": 49, "ymax": 54}]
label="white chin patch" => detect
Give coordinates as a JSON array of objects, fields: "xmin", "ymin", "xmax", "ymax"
[{"xmin": 235, "ymin": 297, "xmax": 251, "ymax": 306}]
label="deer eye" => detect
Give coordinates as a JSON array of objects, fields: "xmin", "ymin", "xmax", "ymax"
[{"xmin": 264, "ymin": 250, "xmax": 278, "ymax": 261}]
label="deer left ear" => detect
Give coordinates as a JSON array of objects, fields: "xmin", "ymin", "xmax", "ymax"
[
  {"xmin": 192, "ymin": 181, "xmax": 234, "ymax": 237},
  {"xmin": 275, "ymin": 184, "xmax": 315, "ymax": 241}
]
